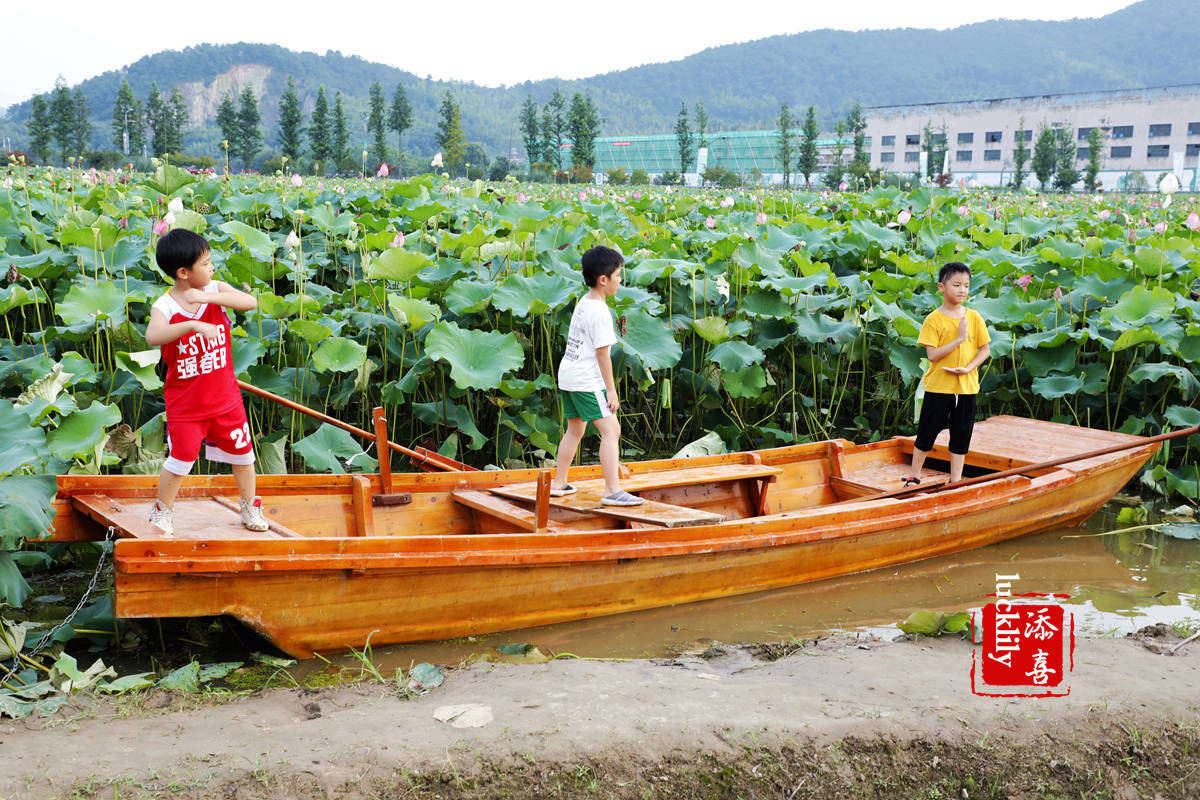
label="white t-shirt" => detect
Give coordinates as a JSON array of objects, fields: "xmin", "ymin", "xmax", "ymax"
[{"xmin": 557, "ymin": 297, "xmax": 617, "ymax": 392}]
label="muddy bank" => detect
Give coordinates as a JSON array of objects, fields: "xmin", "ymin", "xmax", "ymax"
[{"xmin": 2, "ymin": 634, "xmax": 1197, "ymax": 799}]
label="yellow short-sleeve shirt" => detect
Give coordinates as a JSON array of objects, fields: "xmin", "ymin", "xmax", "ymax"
[{"xmin": 918, "ymin": 307, "xmax": 990, "ymax": 395}]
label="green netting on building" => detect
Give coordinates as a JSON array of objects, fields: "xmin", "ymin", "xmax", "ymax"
[{"xmin": 593, "ymin": 130, "xmax": 858, "ymax": 174}]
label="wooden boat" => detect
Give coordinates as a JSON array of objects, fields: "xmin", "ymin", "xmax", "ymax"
[{"xmin": 45, "ymin": 414, "xmax": 1161, "ymax": 658}]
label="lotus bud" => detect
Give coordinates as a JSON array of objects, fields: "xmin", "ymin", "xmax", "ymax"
[
  {"xmin": 1160, "ymin": 173, "xmax": 1180, "ymax": 195},
  {"xmin": 704, "ymin": 215, "xmax": 716, "ymax": 229},
  {"xmin": 957, "ymin": 205, "xmax": 968, "ymax": 217},
  {"xmin": 1099, "ymin": 209, "xmax": 1111, "ymax": 221},
  {"xmin": 163, "ymin": 211, "xmax": 176, "ymax": 226},
  {"xmin": 756, "ymin": 212, "xmax": 768, "ymax": 224},
  {"xmin": 633, "ymin": 191, "xmax": 642, "ymax": 199},
  {"xmin": 1186, "ymin": 212, "xmax": 1200, "ymax": 231},
  {"xmin": 431, "ymin": 152, "xmax": 444, "ymax": 168},
  {"xmin": 285, "ymin": 230, "xmax": 301, "ymax": 248},
  {"xmin": 897, "ymin": 209, "xmax": 911, "ymax": 225},
  {"xmin": 720, "ymin": 196, "xmax": 734, "ymax": 208},
  {"xmin": 391, "ymin": 232, "xmax": 405, "ymax": 248},
  {"xmin": 1015, "ymin": 274, "xmax": 1032, "ymax": 290},
  {"xmin": 377, "ymin": 163, "xmax": 389, "ymax": 178},
  {"xmin": 838, "ymin": 181, "xmax": 848, "ymax": 192},
  {"xmin": 167, "ymin": 197, "xmax": 184, "ymax": 214},
  {"xmin": 291, "ymin": 173, "xmax": 303, "ymax": 187},
  {"xmin": 517, "ymin": 192, "xmax": 527, "ymax": 203},
  {"xmin": 152, "ymin": 218, "xmax": 169, "ymax": 236},
  {"xmin": 1053, "ymin": 287, "xmax": 1063, "ymax": 300},
  {"xmin": 317, "ymin": 181, "xmax": 325, "ymax": 190},
  {"xmin": 1154, "ymin": 221, "xmax": 1167, "ymax": 234}
]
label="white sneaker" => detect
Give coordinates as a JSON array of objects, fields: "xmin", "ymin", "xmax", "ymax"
[
  {"xmin": 239, "ymin": 497, "xmax": 269, "ymax": 532},
  {"xmin": 148, "ymin": 500, "xmax": 174, "ymax": 536}
]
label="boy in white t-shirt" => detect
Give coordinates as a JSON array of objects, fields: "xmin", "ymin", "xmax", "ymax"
[{"xmin": 551, "ymin": 246, "xmax": 644, "ymax": 506}]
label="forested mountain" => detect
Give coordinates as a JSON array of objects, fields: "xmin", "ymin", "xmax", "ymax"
[{"xmin": 3, "ymin": 0, "xmax": 1197, "ymax": 164}]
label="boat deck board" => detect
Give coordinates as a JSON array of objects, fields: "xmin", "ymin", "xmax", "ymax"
[
  {"xmin": 839, "ymin": 463, "xmax": 949, "ymax": 493},
  {"xmin": 71, "ymin": 494, "xmax": 292, "ymax": 540},
  {"xmin": 901, "ymin": 415, "xmax": 1148, "ymax": 472},
  {"xmin": 491, "ymin": 463, "xmax": 780, "ymax": 529}
]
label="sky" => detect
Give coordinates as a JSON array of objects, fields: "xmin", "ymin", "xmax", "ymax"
[{"xmin": 4, "ymin": 0, "xmax": 1140, "ymax": 109}]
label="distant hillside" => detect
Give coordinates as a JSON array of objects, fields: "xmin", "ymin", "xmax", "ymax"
[{"xmin": 3, "ymin": 0, "xmax": 1198, "ymax": 164}]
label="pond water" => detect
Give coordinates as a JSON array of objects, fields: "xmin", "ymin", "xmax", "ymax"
[{"xmin": 296, "ymin": 502, "xmax": 1200, "ymax": 677}]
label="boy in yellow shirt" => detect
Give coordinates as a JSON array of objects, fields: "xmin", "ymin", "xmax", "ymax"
[{"xmin": 905, "ymin": 262, "xmax": 991, "ymax": 485}]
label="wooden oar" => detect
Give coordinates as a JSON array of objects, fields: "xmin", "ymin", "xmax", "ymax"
[
  {"xmin": 836, "ymin": 424, "xmax": 1199, "ymax": 505},
  {"xmin": 236, "ymin": 379, "xmax": 465, "ymax": 473}
]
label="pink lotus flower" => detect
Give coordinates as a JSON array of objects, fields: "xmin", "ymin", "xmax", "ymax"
[
  {"xmin": 1186, "ymin": 212, "xmax": 1200, "ymax": 231},
  {"xmin": 897, "ymin": 209, "xmax": 911, "ymax": 225},
  {"xmin": 956, "ymin": 205, "xmax": 968, "ymax": 217},
  {"xmin": 152, "ymin": 218, "xmax": 169, "ymax": 236},
  {"xmin": 704, "ymin": 215, "xmax": 716, "ymax": 229},
  {"xmin": 1015, "ymin": 274, "xmax": 1032, "ymax": 290},
  {"xmin": 317, "ymin": 181, "xmax": 325, "ymax": 190},
  {"xmin": 633, "ymin": 191, "xmax": 641, "ymax": 199},
  {"xmin": 720, "ymin": 196, "xmax": 734, "ymax": 208},
  {"xmin": 597, "ymin": 190, "xmax": 604, "ymax": 198},
  {"xmin": 377, "ymin": 163, "xmax": 389, "ymax": 178},
  {"xmin": 431, "ymin": 152, "xmax": 443, "ymax": 168},
  {"xmin": 291, "ymin": 173, "xmax": 303, "ymax": 187},
  {"xmin": 1053, "ymin": 287, "xmax": 1063, "ymax": 300},
  {"xmin": 838, "ymin": 181, "xmax": 848, "ymax": 191},
  {"xmin": 517, "ymin": 192, "xmax": 527, "ymax": 203},
  {"xmin": 1154, "ymin": 221, "xmax": 1167, "ymax": 234},
  {"xmin": 968, "ymin": 178, "xmax": 978, "ymax": 188},
  {"xmin": 391, "ymin": 232, "xmax": 405, "ymax": 248},
  {"xmin": 1137, "ymin": 217, "xmax": 1149, "ymax": 227},
  {"xmin": 1098, "ymin": 209, "xmax": 1111, "ymax": 221},
  {"xmin": 579, "ymin": 191, "xmax": 587, "ymax": 200},
  {"xmin": 755, "ymin": 211, "xmax": 768, "ymax": 224}
]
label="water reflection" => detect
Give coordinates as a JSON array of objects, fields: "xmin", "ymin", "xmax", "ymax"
[{"xmin": 299, "ymin": 504, "xmax": 1200, "ymax": 676}]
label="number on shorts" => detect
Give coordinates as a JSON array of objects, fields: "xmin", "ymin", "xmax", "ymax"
[{"xmin": 230, "ymin": 423, "xmax": 251, "ymax": 450}]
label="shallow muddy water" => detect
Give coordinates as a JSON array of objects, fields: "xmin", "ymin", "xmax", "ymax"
[{"xmin": 296, "ymin": 502, "xmax": 1200, "ymax": 677}]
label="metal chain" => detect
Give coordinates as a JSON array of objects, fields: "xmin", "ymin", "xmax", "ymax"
[{"xmin": 0, "ymin": 525, "xmax": 117, "ymax": 686}]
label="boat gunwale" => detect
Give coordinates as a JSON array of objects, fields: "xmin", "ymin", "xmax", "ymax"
[{"xmin": 111, "ymin": 443, "xmax": 1157, "ymax": 574}]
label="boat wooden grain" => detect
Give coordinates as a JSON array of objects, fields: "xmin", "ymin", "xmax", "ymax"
[{"xmin": 45, "ymin": 415, "xmax": 1160, "ymax": 658}]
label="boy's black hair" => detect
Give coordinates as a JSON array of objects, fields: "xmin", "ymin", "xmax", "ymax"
[
  {"xmin": 156, "ymin": 228, "xmax": 210, "ymax": 279},
  {"xmin": 581, "ymin": 245, "xmax": 624, "ymax": 287},
  {"xmin": 938, "ymin": 261, "xmax": 971, "ymax": 284}
]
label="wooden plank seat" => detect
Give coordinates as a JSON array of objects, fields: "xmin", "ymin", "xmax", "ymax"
[
  {"xmin": 489, "ymin": 481, "xmax": 726, "ymax": 528},
  {"xmin": 489, "ymin": 464, "xmax": 780, "ymax": 529},
  {"xmin": 451, "ymin": 490, "xmax": 570, "ymax": 532},
  {"xmin": 70, "ymin": 494, "xmax": 298, "ymax": 539}
]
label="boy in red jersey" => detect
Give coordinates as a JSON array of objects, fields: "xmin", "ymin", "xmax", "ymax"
[{"xmin": 145, "ymin": 228, "xmax": 267, "ymax": 535}]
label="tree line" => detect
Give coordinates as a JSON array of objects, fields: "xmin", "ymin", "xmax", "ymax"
[{"xmin": 518, "ymin": 90, "xmax": 601, "ymax": 182}]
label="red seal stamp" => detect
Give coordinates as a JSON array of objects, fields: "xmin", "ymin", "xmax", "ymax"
[{"xmin": 971, "ymin": 574, "xmax": 1074, "ymax": 697}]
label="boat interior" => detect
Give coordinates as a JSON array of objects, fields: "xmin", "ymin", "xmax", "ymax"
[{"xmin": 52, "ymin": 416, "xmax": 1148, "ymax": 543}]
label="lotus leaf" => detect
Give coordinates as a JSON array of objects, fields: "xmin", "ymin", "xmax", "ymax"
[
  {"xmin": 47, "ymin": 401, "xmax": 121, "ymax": 462},
  {"xmin": 444, "ymin": 279, "xmax": 495, "ymax": 315},
  {"xmin": 424, "ymin": 322, "xmax": 523, "ymax": 391},
  {"xmin": 723, "ymin": 364, "xmax": 768, "ymax": 398},
  {"xmin": 1128, "ymin": 362, "xmax": 1200, "ymax": 397},
  {"xmin": 1113, "ymin": 285, "xmax": 1176, "ymax": 326},
  {"xmin": 367, "ymin": 247, "xmax": 432, "ymax": 282},
  {"xmin": 793, "ymin": 314, "xmax": 860, "ymax": 345},
  {"xmin": 620, "ymin": 309, "xmax": 682, "ymax": 371},
  {"xmin": 293, "ymin": 423, "xmax": 378, "ymax": 474},
  {"xmin": 413, "ymin": 400, "xmax": 489, "ymax": 450},
  {"xmin": 56, "ymin": 280, "xmax": 126, "ymax": 328},
  {"xmin": 0, "ymin": 400, "xmax": 50, "ymax": 474},
  {"xmin": 691, "ymin": 316, "xmax": 730, "ymax": 345},
  {"xmin": 218, "ymin": 220, "xmax": 277, "ymax": 261},
  {"xmin": 311, "ymin": 337, "xmax": 368, "ymax": 373},
  {"xmin": 287, "ymin": 319, "xmax": 334, "ymax": 345},
  {"xmin": 708, "ymin": 340, "xmax": 765, "ymax": 371},
  {"xmin": 491, "ymin": 273, "xmax": 575, "ymax": 317},
  {"xmin": 145, "ymin": 163, "xmax": 196, "ymax": 196},
  {"xmin": 1031, "ymin": 374, "xmax": 1083, "ymax": 400},
  {"xmin": 387, "ymin": 295, "xmax": 441, "ymax": 329}
]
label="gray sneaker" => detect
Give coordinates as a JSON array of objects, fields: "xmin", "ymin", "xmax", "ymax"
[
  {"xmin": 549, "ymin": 483, "xmax": 576, "ymax": 497},
  {"xmin": 601, "ymin": 490, "xmax": 644, "ymax": 507},
  {"xmin": 148, "ymin": 500, "xmax": 174, "ymax": 536},
  {"xmin": 239, "ymin": 497, "xmax": 269, "ymax": 532}
]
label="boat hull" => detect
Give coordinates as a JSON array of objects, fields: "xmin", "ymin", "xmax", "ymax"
[{"xmin": 108, "ymin": 441, "xmax": 1150, "ymax": 658}]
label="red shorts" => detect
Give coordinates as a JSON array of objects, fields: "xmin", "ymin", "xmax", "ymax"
[{"xmin": 164, "ymin": 405, "xmax": 255, "ymax": 475}]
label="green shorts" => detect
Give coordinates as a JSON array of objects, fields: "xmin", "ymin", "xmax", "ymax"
[{"xmin": 560, "ymin": 389, "xmax": 612, "ymax": 422}]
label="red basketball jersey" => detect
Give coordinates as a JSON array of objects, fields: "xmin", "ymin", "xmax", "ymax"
[{"xmin": 151, "ymin": 282, "xmax": 243, "ymax": 422}]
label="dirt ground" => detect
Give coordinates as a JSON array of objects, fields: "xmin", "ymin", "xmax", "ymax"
[{"xmin": 2, "ymin": 630, "xmax": 1198, "ymax": 800}]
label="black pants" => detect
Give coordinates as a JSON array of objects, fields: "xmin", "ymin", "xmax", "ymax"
[{"xmin": 914, "ymin": 392, "xmax": 976, "ymax": 455}]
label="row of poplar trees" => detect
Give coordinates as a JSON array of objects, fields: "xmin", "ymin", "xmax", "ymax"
[{"xmin": 518, "ymin": 90, "xmax": 601, "ymax": 175}]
